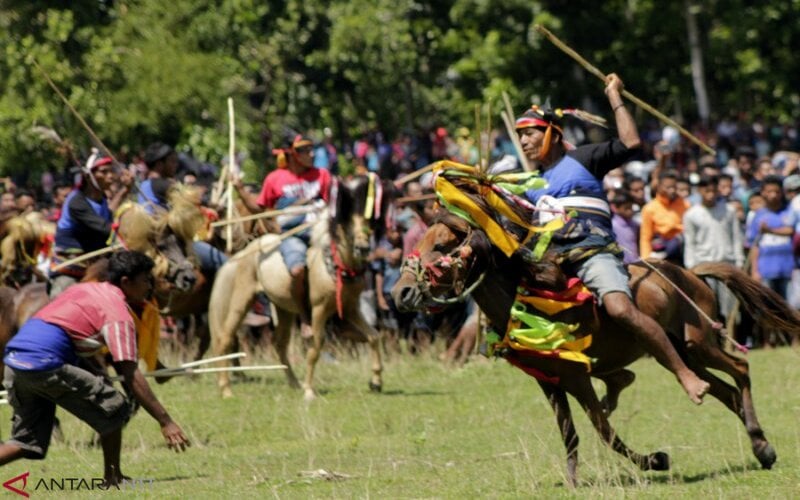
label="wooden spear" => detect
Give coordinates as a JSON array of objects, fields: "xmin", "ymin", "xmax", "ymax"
[
  {"xmin": 534, "ymin": 25, "xmax": 715, "ymax": 155},
  {"xmin": 501, "ymin": 91, "xmax": 534, "ymax": 172},
  {"xmin": 226, "ymin": 97, "xmax": 236, "ymax": 254},
  {"xmin": 394, "ymin": 163, "xmax": 435, "ymax": 188},
  {"xmin": 210, "ymin": 204, "xmax": 321, "ymax": 228},
  {"xmin": 52, "ymin": 244, "xmax": 122, "ymax": 271}
]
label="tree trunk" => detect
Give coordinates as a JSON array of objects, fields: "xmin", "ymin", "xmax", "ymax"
[{"xmin": 685, "ymin": 0, "xmax": 710, "ymax": 124}]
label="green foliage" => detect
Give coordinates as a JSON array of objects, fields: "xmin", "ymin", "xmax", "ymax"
[{"xmin": 0, "ymin": 1, "xmax": 798, "ymax": 178}]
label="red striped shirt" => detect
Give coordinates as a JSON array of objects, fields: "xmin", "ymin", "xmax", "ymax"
[{"xmin": 35, "ymin": 282, "xmax": 138, "ymax": 363}]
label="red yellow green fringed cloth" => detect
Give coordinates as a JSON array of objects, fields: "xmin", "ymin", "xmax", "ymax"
[
  {"xmin": 431, "ymin": 160, "xmax": 565, "ymax": 259},
  {"xmin": 486, "ymin": 277, "xmax": 595, "ymax": 376}
]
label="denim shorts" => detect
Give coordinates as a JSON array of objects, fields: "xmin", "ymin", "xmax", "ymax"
[
  {"xmin": 571, "ymin": 252, "xmax": 632, "ymax": 305},
  {"xmin": 279, "ymin": 236, "xmax": 309, "ymax": 271}
]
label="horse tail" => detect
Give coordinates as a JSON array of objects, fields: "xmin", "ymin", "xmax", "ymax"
[{"xmin": 691, "ymin": 262, "xmax": 800, "ymax": 340}]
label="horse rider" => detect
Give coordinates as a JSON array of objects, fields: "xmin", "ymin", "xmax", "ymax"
[
  {"xmin": 516, "ymin": 73, "xmax": 710, "ymax": 405},
  {"xmin": 233, "ymin": 134, "xmax": 332, "ymax": 338},
  {"xmin": 137, "ymin": 142, "xmax": 227, "ymax": 279},
  {"xmin": 48, "ymin": 153, "xmax": 132, "ymax": 298},
  {"xmin": 0, "ymin": 250, "xmax": 190, "ymax": 486}
]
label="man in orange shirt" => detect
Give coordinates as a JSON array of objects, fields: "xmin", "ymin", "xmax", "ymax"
[{"xmin": 640, "ymin": 170, "xmax": 690, "ymax": 265}]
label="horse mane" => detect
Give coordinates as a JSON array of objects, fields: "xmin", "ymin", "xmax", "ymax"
[
  {"xmin": 117, "ymin": 203, "xmax": 157, "ymax": 253},
  {"xmin": 160, "ymin": 184, "xmax": 205, "ymax": 246},
  {"xmin": 0, "ymin": 213, "xmax": 53, "ymax": 277},
  {"xmin": 119, "ymin": 185, "xmax": 204, "ymax": 253},
  {"xmin": 433, "ymin": 191, "xmax": 568, "ymax": 292},
  {"xmin": 447, "ymin": 175, "xmax": 535, "ymax": 231}
]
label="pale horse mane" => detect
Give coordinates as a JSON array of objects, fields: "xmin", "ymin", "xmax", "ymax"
[
  {"xmin": 0, "ymin": 212, "xmax": 54, "ymax": 278},
  {"xmin": 116, "ymin": 184, "xmax": 205, "ymax": 276}
]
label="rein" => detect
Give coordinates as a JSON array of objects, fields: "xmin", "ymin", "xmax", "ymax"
[
  {"xmin": 330, "ymin": 238, "xmax": 364, "ymax": 319},
  {"xmin": 401, "ymin": 223, "xmax": 487, "ymax": 307},
  {"xmin": 636, "ymin": 258, "xmax": 748, "ymax": 353}
]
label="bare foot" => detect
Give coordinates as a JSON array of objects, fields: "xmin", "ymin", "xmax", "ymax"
[{"xmin": 681, "ymin": 375, "xmax": 710, "ymax": 405}]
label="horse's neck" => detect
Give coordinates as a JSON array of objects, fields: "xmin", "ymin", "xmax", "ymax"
[
  {"xmin": 330, "ymin": 226, "xmax": 361, "ymax": 271},
  {"xmin": 470, "ymin": 248, "xmax": 521, "ymax": 329}
]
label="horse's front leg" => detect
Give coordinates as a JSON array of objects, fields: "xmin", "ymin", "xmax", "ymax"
[
  {"xmin": 595, "ymin": 369, "xmax": 636, "ymax": 416},
  {"xmin": 302, "ymin": 303, "xmax": 331, "ymax": 401},
  {"xmin": 537, "ymin": 380, "xmax": 579, "ymax": 487},
  {"xmin": 272, "ymin": 308, "xmax": 301, "ymax": 389},
  {"xmin": 564, "ymin": 376, "xmax": 670, "ymax": 472},
  {"xmin": 344, "ymin": 311, "xmax": 383, "ymax": 393}
]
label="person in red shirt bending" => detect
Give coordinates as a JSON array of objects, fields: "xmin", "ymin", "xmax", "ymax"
[
  {"xmin": 0, "ymin": 250, "xmax": 190, "ymax": 486},
  {"xmin": 235, "ymin": 134, "xmax": 332, "ymax": 337}
]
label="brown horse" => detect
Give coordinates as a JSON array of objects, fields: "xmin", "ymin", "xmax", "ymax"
[
  {"xmin": 392, "ymin": 211, "xmax": 799, "ymax": 485},
  {"xmin": 209, "ymin": 175, "xmax": 393, "ymax": 400},
  {"xmin": 0, "ymin": 283, "xmax": 49, "ymax": 378}
]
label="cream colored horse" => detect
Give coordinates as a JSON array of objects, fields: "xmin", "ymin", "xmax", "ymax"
[{"xmin": 209, "ymin": 176, "xmax": 388, "ymax": 400}]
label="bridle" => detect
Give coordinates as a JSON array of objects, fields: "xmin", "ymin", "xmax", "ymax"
[{"xmin": 400, "ymin": 223, "xmax": 486, "ymax": 307}]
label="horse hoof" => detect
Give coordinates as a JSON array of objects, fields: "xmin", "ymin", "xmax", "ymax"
[
  {"xmin": 646, "ymin": 451, "xmax": 670, "ymax": 471},
  {"xmin": 304, "ymin": 390, "xmax": 316, "ymax": 402},
  {"xmin": 755, "ymin": 443, "xmax": 777, "ymax": 469},
  {"xmin": 368, "ymin": 381, "xmax": 382, "ymax": 393},
  {"xmin": 221, "ymin": 387, "xmax": 234, "ymax": 399}
]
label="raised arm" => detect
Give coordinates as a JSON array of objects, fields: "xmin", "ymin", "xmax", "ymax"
[{"xmin": 605, "ymin": 73, "xmax": 641, "ymax": 150}]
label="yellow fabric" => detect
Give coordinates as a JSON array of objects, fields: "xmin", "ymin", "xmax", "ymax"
[
  {"xmin": 515, "ymin": 293, "xmax": 584, "ymax": 316},
  {"xmin": 132, "ymin": 299, "xmax": 161, "ymax": 371},
  {"xmin": 506, "ymin": 338, "xmax": 593, "ymax": 370},
  {"xmin": 364, "ymin": 173, "xmax": 375, "ymax": 220},
  {"xmin": 514, "ymin": 281, "xmax": 592, "ymax": 315},
  {"xmin": 432, "ymin": 161, "xmax": 564, "ymax": 257}
]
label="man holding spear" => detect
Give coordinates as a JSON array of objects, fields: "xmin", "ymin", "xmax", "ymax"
[
  {"xmin": 0, "ymin": 250, "xmax": 189, "ymax": 485},
  {"xmin": 49, "ymin": 152, "xmax": 133, "ymax": 298},
  {"xmin": 516, "ymin": 74, "xmax": 710, "ymax": 405}
]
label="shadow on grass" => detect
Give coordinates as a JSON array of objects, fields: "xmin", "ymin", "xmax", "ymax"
[
  {"xmin": 379, "ymin": 389, "xmax": 451, "ymax": 397},
  {"xmin": 566, "ymin": 462, "xmax": 764, "ymax": 488},
  {"xmin": 151, "ymin": 474, "xmax": 209, "ymax": 484}
]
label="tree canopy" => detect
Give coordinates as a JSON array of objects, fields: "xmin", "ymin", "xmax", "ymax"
[{"xmin": 1, "ymin": 0, "xmax": 797, "ymax": 180}]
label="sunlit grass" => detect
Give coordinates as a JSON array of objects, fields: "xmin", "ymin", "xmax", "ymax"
[{"xmin": 2, "ymin": 342, "xmax": 798, "ymax": 498}]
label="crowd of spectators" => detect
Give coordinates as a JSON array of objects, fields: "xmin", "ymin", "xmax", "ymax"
[{"xmin": 2, "ymin": 115, "xmax": 800, "ymax": 350}]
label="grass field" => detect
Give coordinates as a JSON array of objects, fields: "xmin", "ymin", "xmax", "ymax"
[{"xmin": 2, "ymin": 343, "xmax": 800, "ymax": 498}]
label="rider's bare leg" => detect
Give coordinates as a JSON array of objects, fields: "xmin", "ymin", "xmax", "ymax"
[{"xmin": 603, "ymin": 291, "xmax": 710, "ymax": 405}]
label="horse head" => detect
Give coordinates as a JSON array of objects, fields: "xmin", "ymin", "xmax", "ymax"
[
  {"xmin": 116, "ymin": 186, "xmax": 204, "ymax": 293},
  {"xmin": 392, "ymin": 210, "xmax": 491, "ymax": 312},
  {"xmin": 393, "ymin": 207, "xmax": 567, "ymax": 316},
  {"xmin": 330, "ymin": 174, "xmax": 394, "ymax": 264}
]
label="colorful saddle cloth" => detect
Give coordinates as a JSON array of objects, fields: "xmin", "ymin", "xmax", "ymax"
[{"xmin": 486, "ymin": 277, "xmax": 595, "ymax": 376}]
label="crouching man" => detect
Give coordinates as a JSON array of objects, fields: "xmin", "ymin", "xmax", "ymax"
[{"xmin": 0, "ymin": 250, "xmax": 190, "ymax": 486}]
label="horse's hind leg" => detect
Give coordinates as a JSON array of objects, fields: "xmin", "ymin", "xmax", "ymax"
[
  {"xmin": 563, "ymin": 375, "xmax": 670, "ymax": 473},
  {"xmin": 209, "ymin": 261, "xmax": 257, "ymax": 399},
  {"xmin": 343, "ymin": 313, "xmax": 383, "ymax": 393},
  {"xmin": 537, "ymin": 381, "xmax": 580, "ymax": 486},
  {"xmin": 595, "ymin": 369, "xmax": 636, "ymax": 416},
  {"xmin": 687, "ymin": 335, "xmax": 776, "ymax": 469},
  {"xmin": 272, "ymin": 308, "xmax": 301, "ymax": 389}
]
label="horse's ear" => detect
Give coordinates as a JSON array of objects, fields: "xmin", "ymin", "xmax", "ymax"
[
  {"xmin": 374, "ymin": 179, "xmax": 398, "ymax": 240},
  {"xmin": 333, "ymin": 177, "xmax": 352, "ymax": 223}
]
